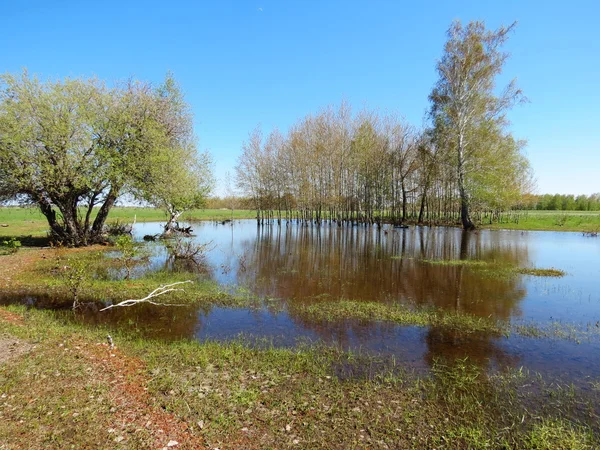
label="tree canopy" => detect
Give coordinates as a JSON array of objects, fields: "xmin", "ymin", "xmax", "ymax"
[
  {"xmin": 0, "ymin": 71, "xmax": 210, "ymax": 245},
  {"xmin": 429, "ymin": 20, "xmax": 530, "ymax": 229},
  {"xmin": 235, "ymin": 22, "xmax": 533, "ymax": 228}
]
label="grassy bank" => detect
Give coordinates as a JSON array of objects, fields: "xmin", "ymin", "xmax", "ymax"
[
  {"xmin": 2, "ymin": 207, "xmax": 600, "ymax": 242},
  {"xmin": 483, "ymin": 210, "xmax": 600, "ymax": 232},
  {"xmin": 1, "ymin": 306, "xmax": 598, "ymax": 449},
  {"xmin": 0, "ymin": 207, "xmax": 257, "ymax": 239},
  {"xmin": 0, "ymin": 245, "xmax": 255, "ymax": 310}
]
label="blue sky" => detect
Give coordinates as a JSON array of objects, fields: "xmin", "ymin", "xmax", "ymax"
[{"xmin": 1, "ymin": 0, "xmax": 599, "ymax": 195}]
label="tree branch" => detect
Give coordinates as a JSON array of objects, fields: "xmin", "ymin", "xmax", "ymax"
[{"xmin": 99, "ymin": 280, "xmax": 193, "ymax": 311}]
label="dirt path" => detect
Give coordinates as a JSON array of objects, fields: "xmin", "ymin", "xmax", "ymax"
[
  {"xmin": 0, "ymin": 337, "xmax": 33, "ymax": 366},
  {"xmin": 73, "ymin": 339, "xmax": 206, "ymax": 449},
  {"xmin": 0, "ymin": 310, "xmax": 206, "ymax": 449}
]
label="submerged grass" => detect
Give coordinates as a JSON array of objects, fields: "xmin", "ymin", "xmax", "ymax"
[
  {"xmin": 1, "ymin": 306, "xmax": 599, "ymax": 449},
  {"xmin": 299, "ymin": 300, "xmax": 600, "ymax": 344},
  {"xmin": 514, "ymin": 321, "xmax": 600, "ymax": 343},
  {"xmin": 297, "ymin": 300, "xmax": 506, "ymax": 335},
  {"xmin": 421, "ymin": 258, "xmax": 566, "ymax": 278},
  {"xmin": 421, "ymin": 258, "xmax": 488, "ymax": 267},
  {"xmin": 515, "ymin": 267, "xmax": 566, "ymax": 277}
]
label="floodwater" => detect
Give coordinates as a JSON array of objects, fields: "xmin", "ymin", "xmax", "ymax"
[{"xmin": 5, "ymin": 220, "xmax": 600, "ymax": 382}]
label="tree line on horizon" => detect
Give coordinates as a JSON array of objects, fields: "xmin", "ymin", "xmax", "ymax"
[
  {"xmin": 520, "ymin": 193, "xmax": 600, "ymax": 211},
  {"xmin": 207, "ymin": 192, "xmax": 600, "ymax": 213}
]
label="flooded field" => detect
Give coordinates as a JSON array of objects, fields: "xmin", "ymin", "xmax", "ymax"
[{"xmin": 5, "ymin": 220, "xmax": 600, "ymax": 383}]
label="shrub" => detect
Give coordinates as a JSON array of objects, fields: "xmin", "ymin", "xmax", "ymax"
[
  {"xmin": 166, "ymin": 237, "xmax": 214, "ymax": 261},
  {"xmin": 104, "ymin": 220, "xmax": 133, "ymax": 236},
  {"xmin": 115, "ymin": 235, "xmax": 137, "ymax": 280},
  {"xmin": 1, "ymin": 237, "xmax": 21, "ymax": 254}
]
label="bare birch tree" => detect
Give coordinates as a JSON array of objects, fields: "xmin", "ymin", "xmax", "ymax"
[{"xmin": 429, "ymin": 20, "xmax": 526, "ymax": 229}]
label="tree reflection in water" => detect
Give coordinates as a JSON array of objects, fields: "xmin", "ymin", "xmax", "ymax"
[{"xmin": 236, "ymin": 224, "xmax": 529, "ymax": 370}]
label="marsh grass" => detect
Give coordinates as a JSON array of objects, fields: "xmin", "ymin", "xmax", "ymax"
[
  {"xmin": 298, "ymin": 300, "xmax": 600, "ymax": 344},
  {"xmin": 1, "ymin": 306, "xmax": 598, "ymax": 449},
  {"xmin": 5, "ymin": 247, "xmax": 254, "ymax": 309},
  {"xmin": 514, "ymin": 321, "xmax": 600, "ymax": 343},
  {"xmin": 515, "ymin": 267, "xmax": 566, "ymax": 277},
  {"xmin": 296, "ymin": 300, "xmax": 506, "ymax": 335},
  {"xmin": 421, "ymin": 258, "xmax": 488, "ymax": 267},
  {"xmin": 421, "ymin": 258, "xmax": 566, "ymax": 278},
  {"xmin": 524, "ymin": 419, "xmax": 596, "ymax": 450}
]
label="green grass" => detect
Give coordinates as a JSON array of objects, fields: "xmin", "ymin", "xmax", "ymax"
[
  {"xmin": 420, "ymin": 258, "xmax": 566, "ymax": 278},
  {"xmin": 524, "ymin": 419, "xmax": 595, "ymax": 450},
  {"xmin": 1, "ymin": 306, "xmax": 599, "ymax": 449},
  {"xmin": 4, "ymin": 246, "xmax": 257, "ymax": 309},
  {"xmin": 483, "ymin": 210, "xmax": 600, "ymax": 232},
  {"xmin": 296, "ymin": 300, "xmax": 600, "ymax": 343},
  {"xmin": 421, "ymin": 258, "xmax": 488, "ymax": 267},
  {"xmin": 514, "ymin": 321, "xmax": 600, "ymax": 343},
  {"xmin": 0, "ymin": 206, "xmax": 257, "ymax": 239},
  {"xmin": 295, "ymin": 300, "xmax": 506, "ymax": 335},
  {"xmin": 515, "ymin": 267, "xmax": 566, "ymax": 277}
]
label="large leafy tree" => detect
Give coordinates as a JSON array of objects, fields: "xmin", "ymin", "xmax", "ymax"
[
  {"xmin": 0, "ymin": 71, "xmax": 199, "ymax": 246},
  {"xmin": 429, "ymin": 20, "xmax": 527, "ymax": 229},
  {"xmin": 133, "ymin": 75, "xmax": 215, "ymax": 233}
]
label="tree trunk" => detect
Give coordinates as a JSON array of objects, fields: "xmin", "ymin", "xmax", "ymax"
[
  {"xmin": 401, "ymin": 179, "xmax": 408, "ymax": 223},
  {"xmin": 37, "ymin": 196, "xmax": 64, "ymax": 239},
  {"xmin": 90, "ymin": 188, "xmax": 118, "ymax": 242},
  {"xmin": 57, "ymin": 199, "xmax": 83, "ymax": 246},
  {"xmin": 418, "ymin": 185, "xmax": 428, "ymax": 224},
  {"xmin": 36, "ymin": 190, "xmax": 116, "ymax": 246},
  {"xmin": 457, "ymin": 137, "xmax": 475, "ymax": 230},
  {"xmin": 164, "ymin": 210, "xmax": 183, "ymax": 234}
]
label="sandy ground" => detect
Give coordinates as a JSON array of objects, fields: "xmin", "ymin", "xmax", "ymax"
[{"xmin": 0, "ymin": 336, "xmax": 33, "ymax": 366}]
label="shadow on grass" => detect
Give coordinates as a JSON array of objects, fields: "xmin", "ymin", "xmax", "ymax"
[{"xmin": 0, "ymin": 234, "xmax": 51, "ymax": 248}]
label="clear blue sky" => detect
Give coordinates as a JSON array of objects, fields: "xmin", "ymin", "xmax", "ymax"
[{"xmin": 2, "ymin": 1, "xmax": 599, "ymax": 196}]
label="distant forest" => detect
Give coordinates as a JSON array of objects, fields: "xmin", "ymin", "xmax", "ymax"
[
  {"xmin": 520, "ymin": 193, "xmax": 600, "ymax": 211},
  {"xmin": 207, "ymin": 193, "xmax": 600, "ymax": 213}
]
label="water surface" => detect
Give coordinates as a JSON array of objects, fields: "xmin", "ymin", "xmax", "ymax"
[{"xmin": 6, "ymin": 220, "xmax": 600, "ymax": 382}]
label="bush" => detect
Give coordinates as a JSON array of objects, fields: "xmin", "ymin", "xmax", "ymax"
[
  {"xmin": 166, "ymin": 237, "xmax": 214, "ymax": 261},
  {"xmin": 114, "ymin": 235, "xmax": 137, "ymax": 280},
  {"xmin": 1, "ymin": 237, "xmax": 21, "ymax": 254},
  {"xmin": 104, "ymin": 220, "xmax": 133, "ymax": 236},
  {"xmin": 59, "ymin": 257, "xmax": 91, "ymax": 309}
]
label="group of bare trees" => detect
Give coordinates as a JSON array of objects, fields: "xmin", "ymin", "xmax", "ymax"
[
  {"xmin": 237, "ymin": 106, "xmax": 417, "ymax": 225},
  {"xmin": 236, "ymin": 20, "xmax": 532, "ymax": 229},
  {"xmin": 236, "ymin": 103, "xmax": 529, "ymax": 227}
]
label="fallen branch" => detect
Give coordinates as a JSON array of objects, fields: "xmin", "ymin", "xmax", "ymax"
[{"xmin": 99, "ymin": 280, "xmax": 193, "ymax": 311}]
